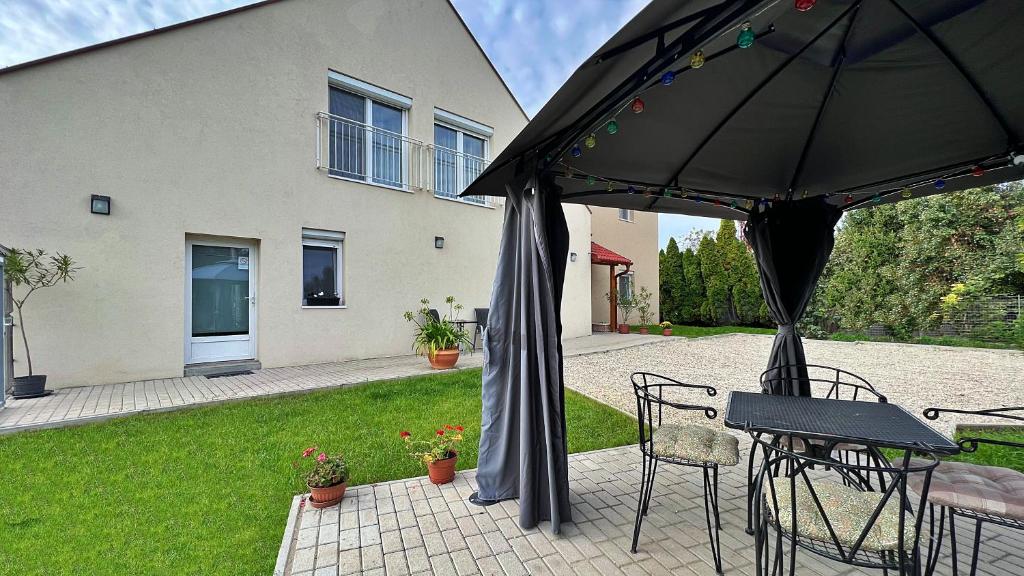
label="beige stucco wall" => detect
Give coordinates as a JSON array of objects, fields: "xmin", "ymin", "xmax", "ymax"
[
  {"xmin": 560, "ymin": 205, "xmax": 592, "ymax": 338},
  {"xmin": 590, "ymin": 207, "xmax": 660, "ymax": 326},
  {"xmin": 0, "ymin": 0, "xmax": 543, "ymax": 387}
]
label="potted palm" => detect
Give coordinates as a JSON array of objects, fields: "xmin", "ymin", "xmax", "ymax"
[
  {"xmin": 400, "ymin": 424, "xmax": 465, "ymax": 485},
  {"xmin": 296, "ymin": 445, "xmax": 349, "ymax": 509},
  {"xmin": 636, "ymin": 286, "xmax": 654, "ymax": 334},
  {"xmin": 403, "ymin": 297, "xmax": 472, "ymax": 369},
  {"xmin": 5, "ymin": 248, "xmax": 79, "ymax": 398}
]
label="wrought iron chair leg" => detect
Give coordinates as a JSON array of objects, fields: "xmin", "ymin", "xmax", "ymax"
[
  {"xmin": 746, "ymin": 440, "xmax": 759, "ymax": 535},
  {"xmin": 631, "ymin": 452, "xmax": 658, "ymax": 553},
  {"xmin": 923, "ymin": 504, "xmax": 945, "ymax": 576},
  {"xmin": 702, "ymin": 466, "xmax": 724, "ymax": 574},
  {"xmin": 949, "ymin": 511, "xmax": 960, "ymax": 576},
  {"xmin": 642, "ymin": 458, "xmax": 658, "ymax": 516},
  {"xmin": 713, "ymin": 465, "xmax": 722, "ymax": 530},
  {"xmin": 968, "ymin": 518, "xmax": 983, "ymax": 576}
]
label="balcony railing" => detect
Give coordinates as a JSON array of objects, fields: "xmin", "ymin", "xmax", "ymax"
[
  {"xmin": 428, "ymin": 145, "xmax": 492, "ymax": 206},
  {"xmin": 316, "ymin": 112, "xmax": 425, "ymax": 190}
]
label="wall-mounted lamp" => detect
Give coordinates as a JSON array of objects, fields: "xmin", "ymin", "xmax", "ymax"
[
  {"xmin": 570, "ymin": 252, "xmax": 578, "ymax": 262},
  {"xmin": 90, "ymin": 194, "xmax": 111, "ymax": 215},
  {"xmin": 434, "ymin": 236, "xmax": 445, "ymax": 249}
]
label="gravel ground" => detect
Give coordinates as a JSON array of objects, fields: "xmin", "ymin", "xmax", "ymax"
[{"xmin": 564, "ymin": 333, "xmax": 1024, "ymax": 436}]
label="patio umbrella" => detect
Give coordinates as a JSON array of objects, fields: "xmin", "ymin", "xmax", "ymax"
[{"xmin": 468, "ymin": 0, "xmax": 1024, "ymax": 529}]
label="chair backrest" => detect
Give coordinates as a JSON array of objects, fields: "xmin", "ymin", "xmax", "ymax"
[
  {"xmin": 427, "ymin": 309, "xmax": 440, "ymax": 323},
  {"xmin": 630, "ymin": 372, "xmax": 718, "ymax": 452},
  {"xmin": 924, "ymin": 406, "xmax": 1024, "ymax": 453},
  {"xmin": 752, "ymin": 433, "xmax": 938, "ymax": 571},
  {"xmin": 475, "ymin": 308, "xmax": 489, "ymax": 328},
  {"xmin": 760, "ymin": 364, "xmax": 886, "ymax": 403}
]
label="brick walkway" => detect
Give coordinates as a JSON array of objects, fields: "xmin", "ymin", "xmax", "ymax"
[
  {"xmin": 0, "ymin": 333, "xmax": 662, "ymax": 434},
  {"xmin": 279, "ymin": 443, "xmax": 1023, "ymax": 576}
]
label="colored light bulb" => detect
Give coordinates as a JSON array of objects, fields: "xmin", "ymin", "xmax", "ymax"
[
  {"xmin": 745, "ymin": 199, "xmax": 754, "ymax": 209},
  {"xmin": 714, "ymin": 199, "xmax": 722, "ymax": 206},
  {"xmin": 844, "ymin": 194, "xmax": 854, "ymax": 204},
  {"xmin": 971, "ymin": 165, "xmax": 984, "ymax": 177},
  {"xmin": 643, "ymin": 188, "xmax": 652, "ymax": 197},
  {"xmin": 584, "ymin": 133, "xmax": 597, "ymax": 148},
  {"xmin": 586, "ymin": 175, "xmax": 595, "ymax": 186},
  {"xmin": 872, "ymin": 194, "xmax": 881, "ymax": 203},
  {"xmin": 795, "ymin": 0, "xmax": 816, "ymax": 11},
  {"xmin": 631, "ymin": 97, "xmax": 645, "ymax": 114},
  {"xmin": 571, "ymin": 145, "xmax": 582, "ymax": 158},
  {"xmin": 663, "ymin": 189, "xmax": 672, "ymax": 198},
  {"xmin": 690, "ymin": 50, "xmax": 705, "ymax": 69},
  {"xmin": 607, "ymin": 181, "xmax": 614, "ymax": 191},
  {"xmin": 737, "ymin": 22, "xmax": 755, "ymax": 48},
  {"xmin": 606, "ymin": 119, "xmax": 619, "ymax": 134},
  {"xmin": 730, "ymin": 200, "xmax": 738, "ymax": 209},
  {"xmin": 901, "ymin": 188, "xmax": 912, "ymax": 198},
  {"xmin": 694, "ymin": 196, "xmax": 702, "ymax": 203},
  {"xmin": 627, "ymin": 185, "xmax": 637, "ymax": 194},
  {"xmin": 934, "ymin": 179, "xmax": 946, "ymax": 189},
  {"xmin": 661, "ymin": 71, "xmax": 675, "ymax": 86}
]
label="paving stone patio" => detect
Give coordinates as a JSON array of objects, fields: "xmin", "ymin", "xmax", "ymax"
[
  {"xmin": 0, "ymin": 333, "xmax": 662, "ymax": 434},
  {"xmin": 278, "ymin": 442, "xmax": 1023, "ymax": 576}
]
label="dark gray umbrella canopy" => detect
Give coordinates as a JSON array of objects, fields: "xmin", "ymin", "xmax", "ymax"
[{"xmin": 465, "ymin": 0, "xmax": 1024, "ymax": 217}]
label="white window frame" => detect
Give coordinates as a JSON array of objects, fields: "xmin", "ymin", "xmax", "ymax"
[
  {"xmin": 327, "ymin": 71, "xmax": 412, "ymax": 192},
  {"xmin": 433, "ymin": 109, "xmax": 492, "ymax": 207},
  {"xmin": 618, "ymin": 208, "xmax": 634, "ymax": 222},
  {"xmin": 301, "ymin": 229, "xmax": 345, "ymax": 309},
  {"xmin": 617, "ymin": 271, "xmax": 635, "ymax": 302}
]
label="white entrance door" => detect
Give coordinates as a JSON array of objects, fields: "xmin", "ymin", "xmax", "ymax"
[{"xmin": 185, "ymin": 239, "xmax": 256, "ymax": 364}]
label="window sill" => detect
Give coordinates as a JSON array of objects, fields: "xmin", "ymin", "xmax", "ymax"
[
  {"xmin": 302, "ymin": 305, "xmax": 348, "ymax": 310},
  {"xmin": 325, "ymin": 173, "xmax": 414, "ymax": 194},
  {"xmin": 433, "ymin": 193, "xmax": 495, "ymax": 209}
]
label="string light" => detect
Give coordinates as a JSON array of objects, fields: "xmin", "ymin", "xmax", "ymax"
[
  {"xmin": 584, "ymin": 133, "xmax": 597, "ymax": 149},
  {"xmin": 663, "ymin": 189, "xmax": 672, "ymax": 198},
  {"xmin": 690, "ymin": 50, "xmax": 705, "ymax": 69},
  {"xmin": 844, "ymin": 194, "xmax": 854, "ymax": 204},
  {"xmin": 587, "ymin": 175, "xmax": 595, "ymax": 186},
  {"xmin": 934, "ymin": 179, "xmax": 946, "ymax": 189},
  {"xmin": 1014, "ymin": 154, "xmax": 1024, "ymax": 166},
  {"xmin": 872, "ymin": 194, "xmax": 881, "ymax": 203},
  {"xmin": 801, "ymin": 190, "xmax": 808, "ymax": 199},
  {"xmin": 661, "ymin": 71, "xmax": 675, "ymax": 86},
  {"xmin": 571, "ymin": 145, "xmax": 582, "ymax": 158},
  {"xmin": 730, "ymin": 200, "xmax": 738, "ymax": 209},
  {"xmin": 745, "ymin": 199, "xmax": 754, "ymax": 209},
  {"xmin": 627, "ymin": 185, "xmax": 637, "ymax": 194},
  {"xmin": 630, "ymin": 97, "xmax": 645, "ymax": 114},
  {"xmin": 607, "ymin": 181, "xmax": 614, "ymax": 192},
  {"xmin": 795, "ymin": 0, "xmax": 816, "ymax": 11},
  {"xmin": 901, "ymin": 188, "xmax": 912, "ymax": 198},
  {"xmin": 607, "ymin": 119, "xmax": 619, "ymax": 135},
  {"xmin": 737, "ymin": 22, "xmax": 755, "ymax": 48},
  {"xmin": 971, "ymin": 165, "xmax": 984, "ymax": 177}
]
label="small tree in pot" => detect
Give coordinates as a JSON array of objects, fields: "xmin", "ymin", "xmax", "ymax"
[
  {"xmin": 6, "ymin": 249, "xmax": 79, "ymax": 398},
  {"xmin": 636, "ymin": 286, "xmax": 654, "ymax": 334},
  {"xmin": 403, "ymin": 297, "xmax": 472, "ymax": 369}
]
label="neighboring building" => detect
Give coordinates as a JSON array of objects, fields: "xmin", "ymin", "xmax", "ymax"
[
  {"xmin": 0, "ymin": 0, "xmax": 643, "ymax": 389},
  {"xmin": 590, "ymin": 207, "xmax": 660, "ymax": 329}
]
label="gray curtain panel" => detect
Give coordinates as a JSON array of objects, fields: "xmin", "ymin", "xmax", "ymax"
[
  {"xmin": 743, "ymin": 199, "xmax": 841, "ymax": 395},
  {"xmin": 476, "ymin": 173, "xmax": 572, "ymax": 532}
]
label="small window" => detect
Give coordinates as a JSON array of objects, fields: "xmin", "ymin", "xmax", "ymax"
[
  {"xmin": 617, "ymin": 273, "xmax": 634, "ymax": 302},
  {"xmin": 302, "ymin": 229, "xmax": 344, "ymax": 307},
  {"xmin": 618, "ymin": 209, "xmax": 634, "ymax": 222}
]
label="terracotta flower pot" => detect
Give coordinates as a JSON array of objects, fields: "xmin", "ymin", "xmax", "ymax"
[
  {"xmin": 427, "ymin": 452, "xmax": 457, "ymax": 485},
  {"xmin": 428, "ymin": 348, "xmax": 460, "ymax": 370},
  {"xmin": 308, "ymin": 481, "xmax": 347, "ymax": 509},
  {"xmin": 663, "ymin": 329, "xmax": 672, "ymax": 336},
  {"xmin": 617, "ymin": 323, "xmax": 630, "ymax": 334},
  {"xmin": 638, "ymin": 327, "xmax": 649, "ymax": 335}
]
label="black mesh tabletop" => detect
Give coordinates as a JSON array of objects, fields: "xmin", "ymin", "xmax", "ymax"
[{"xmin": 724, "ymin": 391, "xmax": 959, "ymax": 455}]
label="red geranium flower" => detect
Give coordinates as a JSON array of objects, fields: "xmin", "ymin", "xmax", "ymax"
[
  {"xmin": 455, "ymin": 425, "xmax": 464, "ymax": 432},
  {"xmin": 436, "ymin": 429, "xmax": 445, "ymax": 436},
  {"xmin": 302, "ymin": 446, "xmax": 316, "ymax": 458},
  {"xmin": 400, "ymin": 431, "xmax": 411, "ymax": 438},
  {"xmin": 444, "ymin": 424, "xmax": 454, "ymax": 431}
]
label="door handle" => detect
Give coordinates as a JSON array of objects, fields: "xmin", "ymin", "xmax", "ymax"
[{"xmin": 244, "ymin": 296, "xmax": 256, "ymax": 305}]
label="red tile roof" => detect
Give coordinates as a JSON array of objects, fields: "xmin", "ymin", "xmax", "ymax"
[{"xmin": 591, "ymin": 242, "xmax": 632, "ymax": 266}]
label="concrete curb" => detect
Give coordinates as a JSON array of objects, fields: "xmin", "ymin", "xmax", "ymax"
[{"xmin": 274, "ymin": 495, "xmax": 303, "ymax": 576}]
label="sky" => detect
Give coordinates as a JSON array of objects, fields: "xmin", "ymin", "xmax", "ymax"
[{"xmin": 0, "ymin": 0, "xmax": 717, "ymax": 248}]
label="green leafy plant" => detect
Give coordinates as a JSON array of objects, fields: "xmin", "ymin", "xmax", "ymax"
[
  {"xmin": 403, "ymin": 297, "xmax": 472, "ymax": 356},
  {"xmin": 295, "ymin": 445, "xmax": 349, "ymax": 488},
  {"xmin": 400, "ymin": 424, "xmax": 465, "ymax": 464},
  {"xmin": 659, "ymin": 321, "xmax": 672, "ymax": 329},
  {"xmin": 5, "ymin": 248, "xmax": 80, "ymax": 376},
  {"xmin": 606, "ymin": 276, "xmax": 637, "ymax": 324},
  {"xmin": 636, "ymin": 286, "xmax": 654, "ymax": 325}
]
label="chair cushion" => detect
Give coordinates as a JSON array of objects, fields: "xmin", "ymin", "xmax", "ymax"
[
  {"xmin": 652, "ymin": 424, "xmax": 739, "ymax": 466},
  {"xmin": 769, "ymin": 480, "xmax": 914, "ymax": 551},
  {"xmin": 908, "ymin": 460, "xmax": 1024, "ymax": 521}
]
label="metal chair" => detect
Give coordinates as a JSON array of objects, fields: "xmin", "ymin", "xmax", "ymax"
[
  {"xmin": 630, "ymin": 372, "xmax": 739, "ymax": 574},
  {"xmin": 472, "ymin": 307, "xmax": 488, "ymax": 349},
  {"xmin": 752, "ymin": 433, "xmax": 938, "ymax": 576},
  {"xmin": 916, "ymin": 406, "xmax": 1024, "ymax": 576},
  {"xmin": 427, "ymin": 309, "xmax": 440, "ymax": 323},
  {"xmin": 746, "ymin": 364, "xmax": 887, "ymax": 534}
]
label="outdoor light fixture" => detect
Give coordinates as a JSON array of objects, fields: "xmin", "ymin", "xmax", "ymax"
[
  {"xmin": 570, "ymin": 252, "xmax": 578, "ymax": 262},
  {"xmin": 90, "ymin": 195, "xmax": 111, "ymax": 215},
  {"xmin": 434, "ymin": 236, "xmax": 444, "ymax": 249}
]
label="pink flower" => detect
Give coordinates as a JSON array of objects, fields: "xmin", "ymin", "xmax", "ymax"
[
  {"xmin": 302, "ymin": 446, "xmax": 316, "ymax": 458},
  {"xmin": 317, "ymin": 452, "xmax": 327, "ymax": 463}
]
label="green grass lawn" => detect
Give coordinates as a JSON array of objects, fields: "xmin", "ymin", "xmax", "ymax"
[
  {"xmin": 829, "ymin": 331, "xmax": 1019, "ymax": 350},
  {"xmin": 631, "ymin": 324, "xmax": 776, "ymax": 337},
  {"xmin": 0, "ymin": 368, "xmax": 637, "ymax": 576}
]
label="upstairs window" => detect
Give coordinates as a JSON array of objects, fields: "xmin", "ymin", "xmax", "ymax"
[
  {"xmin": 433, "ymin": 109, "xmax": 492, "ymax": 206},
  {"xmin": 325, "ymin": 72, "xmax": 412, "ymax": 189},
  {"xmin": 618, "ymin": 209, "xmax": 634, "ymax": 222}
]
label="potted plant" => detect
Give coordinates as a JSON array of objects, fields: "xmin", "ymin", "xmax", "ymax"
[
  {"xmin": 401, "ymin": 424, "xmax": 465, "ymax": 485},
  {"xmin": 5, "ymin": 248, "xmax": 79, "ymax": 398},
  {"xmin": 403, "ymin": 297, "xmax": 472, "ymax": 369},
  {"xmin": 305, "ymin": 291, "xmax": 340, "ymax": 307},
  {"xmin": 295, "ymin": 445, "xmax": 349, "ymax": 509},
  {"xmin": 659, "ymin": 321, "xmax": 673, "ymax": 336},
  {"xmin": 636, "ymin": 286, "xmax": 654, "ymax": 334},
  {"xmin": 606, "ymin": 281, "xmax": 637, "ymax": 334}
]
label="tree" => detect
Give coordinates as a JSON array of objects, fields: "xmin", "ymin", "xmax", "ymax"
[
  {"xmin": 679, "ymin": 248, "xmax": 705, "ymax": 323},
  {"xmin": 5, "ymin": 248, "xmax": 80, "ymax": 376},
  {"xmin": 659, "ymin": 238, "xmax": 683, "ymax": 322}
]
